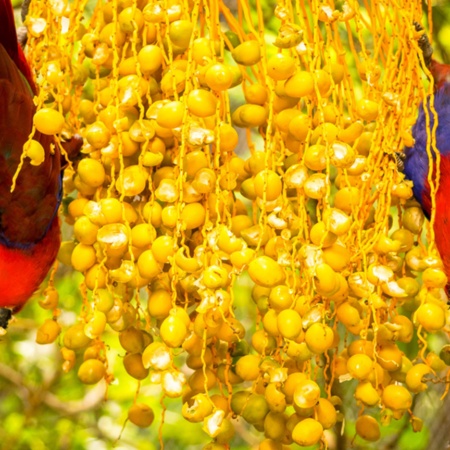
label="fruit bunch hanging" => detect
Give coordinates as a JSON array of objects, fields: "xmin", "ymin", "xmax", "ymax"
[{"xmin": 15, "ymin": 0, "xmax": 450, "ymax": 447}]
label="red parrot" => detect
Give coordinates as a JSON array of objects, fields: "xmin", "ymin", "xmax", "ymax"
[
  {"xmin": 0, "ymin": 0, "xmax": 64, "ymax": 327},
  {"xmin": 403, "ymin": 23, "xmax": 450, "ymax": 294}
]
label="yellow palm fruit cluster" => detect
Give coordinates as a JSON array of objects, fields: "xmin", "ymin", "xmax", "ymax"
[{"xmin": 23, "ymin": 0, "xmax": 450, "ymax": 447}]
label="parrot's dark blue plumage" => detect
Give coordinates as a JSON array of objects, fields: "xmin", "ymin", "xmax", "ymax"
[
  {"xmin": 403, "ymin": 26, "xmax": 450, "ymax": 290},
  {"xmin": 404, "ymin": 81, "xmax": 450, "ymax": 218}
]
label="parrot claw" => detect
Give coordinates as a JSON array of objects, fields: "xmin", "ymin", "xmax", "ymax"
[
  {"xmin": 394, "ymin": 152, "xmax": 406, "ymax": 172},
  {"xmin": 17, "ymin": 26, "xmax": 27, "ymax": 49},
  {"xmin": 0, "ymin": 308, "xmax": 13, "ymax": 330},
  {"xmin": 21, "ymin": 0, "xmax": 31, "ymax": 22},
  {"xmin": 414, "ymin": 21, "xmax": 433, "ymax": 68}
]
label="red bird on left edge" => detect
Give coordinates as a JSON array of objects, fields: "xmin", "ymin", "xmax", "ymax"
[{"xmin": 0, "ymin": 0, "xmax": 63, "ymax": 328}]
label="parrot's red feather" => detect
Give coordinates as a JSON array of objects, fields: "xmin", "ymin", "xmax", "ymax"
[
  {"xmin": 0, "ymin": 0, "xmax": 62, "ymax": 314},
  {"xmin": 0, "ymin": 218, "xmax": 60, "ymax": 311},
  {"xmin": 430, "ymin": 60, "xmax": 450, "ymax": 91},
  {"xmin": 0, "ymin": 0, "xmax": 35, "ymax": 91},
  {"xmin": 422, "ymin": 157, "xmax": 450, "ymax": 285}
]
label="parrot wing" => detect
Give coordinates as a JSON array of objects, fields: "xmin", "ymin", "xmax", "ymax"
[
  {"xmin": 404, "ymin": 83, "xmax": 450, "ymax": 218},
  {"xmin": 0, "ymin": 42, "xmax": 62, "ymax": 248}
]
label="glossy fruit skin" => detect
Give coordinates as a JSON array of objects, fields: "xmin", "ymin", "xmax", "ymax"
[{"xmin": 128, "ymin": 403, "xmax": 155, "ymax": 428}]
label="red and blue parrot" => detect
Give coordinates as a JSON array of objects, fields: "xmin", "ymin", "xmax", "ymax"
[
  {"xmin": 403, "ymin": 23, "xmax": 450, "ymax": 293},
  {"xmin": 0, "ymin": 0, "xmax": 80, "ymax": 327}
]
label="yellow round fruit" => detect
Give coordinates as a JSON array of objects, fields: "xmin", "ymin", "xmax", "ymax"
[
  {"xmin": 181, "ymin": 203, "xmax": 206, "ymax": 230},
  {"xmin": 235, "ymin": 354, "xmax": 261, "ymax": 381},
  {"xmin": 71, "ymin": 243, "xmax": 96, "ymax": 272},
  {"xmin": 293, "ymin": 379, "xmax": 321, "ymax": 409},
  {"xmin": 169, "ymin": 20, "xmax": 194, "ymax": 48},
  {"xmin": 355, "ymin": 415, "xmax": 380, "ymax": 442},
  {"xmin": 356, "ymin": 98, "xmax": 379, "ymax": 121},
  {"xmin": 382, "ymin": 384, "xmax": 412, "ymax": 411},
  {"xmin": 305, "ymin": 323, "xmax": 334, "ymax": 354},
  {"xmin": 253, "ymin": 169, "xmax": 282, "ymax": 201},
  {"xmin": 235, "ymin": 104, "xmax": 268, "ymax": 128},
  {"xmin": 137, "ymin": 249, "xmax": 162, "ymax": 279},
  {"xmin": 123, "ymin": 353, "xmax": 149, "ymax": 380},
  {"xmin": 138, "ymin": 45, "xmax": 163, "ymax": 74},
  {"xmin": 187, "ymin": 89, "xmax": 217, "ymax": 117},
  {"xmin": 315, "ymin": 398, "xmax": 337, "ymax": 429},
  {"xmin": 77, "ymin": 158, "xmax": 106, "ymax": 188},
  {"xmin": 78, "ymin": 359, "xmax": 105, "ymax": 384},
  {"xmin": 34, "ymin": 108, "xmax": 65, "ymax": 135},
  {"xmin": 267, "ymin": 53, "xmax": 296, "ymax": 80},
  {"xmin": 232, "ymin": 40, "xmax": 261, "ymax": 65},
  {"xmin": 416, "ymin": 302, "xmax": 446, "ymax": 332},
  {"xmin": 156, "ymin": 101, "xmax": 184, "ymax": 129},
  {"xmin": 277, "ymin": 309, "xmax": 302, "ymax": 340},
  {"xmin": 244, "ymin": 83, "xmax": 268, "ymax": 105},
  {"xmin": 36, "ymin": 319, "xmax": 61, "ymax": 345},
  {"xmin": 284, "ymin": 71, "xmax": 314, "ymax": 97},
  {"xmin": 205, "ymin": 63, "xmax": 233, "ymax": 91},
  {"xmin": 160, "ymin": 315, "xmax": 188, "ymax": 348},
  {"xmin": 292, "ymin": 418, "xmax": 323, "ymax": 446},
  {"xmin": 128, "ymin": 403, "xmax": 155, "ymax": 428},
  {"xmin": 355, "ymin": 381, "xmax": 380, "ymax": 406},
  {"xmin": 347, "ymin": 354, "xmax": 374, "ymax": 380},
  {"xmin": 248, "ymin": 256, "xmax": 286, "ymax": 288}
]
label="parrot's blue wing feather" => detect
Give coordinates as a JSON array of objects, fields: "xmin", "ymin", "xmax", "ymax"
[{"xmin": 404, "ymin": 83, "xmax": 450, "ymax": 215}]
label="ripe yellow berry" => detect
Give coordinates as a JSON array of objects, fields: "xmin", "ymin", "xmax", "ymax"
[
  {"xmin": 137, "ymin": 249, "xmax": 162, "ymax": 279},
  {"xmin": 24, "ymin": 139, "xmax": 45, "ymax": 166},
  {"xmin": 293, "ymin": 379, "xmax": 321, "ymax": 409},
  {"xmin": 156, "ymin": 101, "xmax": 184, "ymax": 129},
  {"xmin": 284, "ymin": 71, "xmax": 314, "ymax": 97},
  {"xmin": 77, "ymin": 158, "xmax": 106, "ymax": 188},
  {"xmin": 253, "ymin": 169, "xmax": 282, "ymax": 201},
  {"xmin": 244, "ymin": 83, "xmax": 268, "ymax": 105},
  {"xmin": 235, "ymin": 354, "xmax": 261, "ymax": 381},
  {"xmin": 416, "ymin": 302, "xmax": 446, "ymax": 332},
  {"xmin": 86, "ymin": 121, "xmax": 111, "ymax": 149},
  {"xmin": 187, "ymin": 89, "xmax": 217, "ymax": 117},
  {"xmin": 248, "ymin": 256, "xmax": 286, "ymax": 288},
  {"xmin": 277, "ymin": 309, "xmax": 302, "ymax": 340},
  {"xmin": 267, "ymin": 54, "xmax": 296, "ymax": 80},
  {"xmin": 116, "ymin": 165, "xmax": 148, "ymax": 196},
  {"xmin": 73, "ymin": 216, "xmax": 98, "ymax": 245},
  {"xmin": 292, "ymin": 418, "xmax": 323, "ymax": 446},
  {"xmin": 128, "ymin": 403, "xmax": 155, "ymax": 428},
  {"xmin": 305, "ymin": 323, "xmax": 334, "ymax": 354},
  {"xmin": 78, "ymin": 359, "xmax": 105, "ymax": 384},
  {"xmin": 33, "ymin": 108, "xmax": 65, "ymax": 135},
  {"xmin": 205, "ymin": 63, "xmax": 233, "ymax": 91},
  {"xmin": 71, "ymin": 243, "xmax": 96, "ymax": 272},
  {"xmin": 355, "ymin": 415, "xmax": 380, "ymax": 441},
  {"xmin": 123, "ymin": 353, "xmax": 149, "ymax": 380},
  {"xmin": 315, "ymin": 398, "xmax": 337, "ymax": 429},
  {"xmin": 232, "ymin": 40, "xmax": 261, "ymax": 65},
  {"xmin": 181, "ymin": 202, "xmax": 206, "ymax": 230},
  {"xmin": 36, "ymin": 319, "xmax": 61, "ymax": 344},
  {"xmin": 356, "ymin": 98, "xmax": 379, "ymax": 121},
  {"xmin": 169, "ymin": 20, "xmax": 194, "ymax": 48},
  {"xmin": 382, "ymin": 384, "xmax": 412, "ymax": 411},
  {"xmin": 138, "ymin": 45, "xmax": 163, "ymax": 74},
  {"xmin": 160, "ymin": 314, "xmax": 188, "ymax": 348},
  {"xmin": 347, "ymin": 354, "xmax": 374, "ymax": 380},
  {"xmin": 355, "ymin": 381, "xmax": 380, "ymax": 406}
]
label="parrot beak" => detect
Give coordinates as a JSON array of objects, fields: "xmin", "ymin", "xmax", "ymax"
[{"xmin": 0, "ymin": 308, "xmax": 12, "ymax": 329}]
